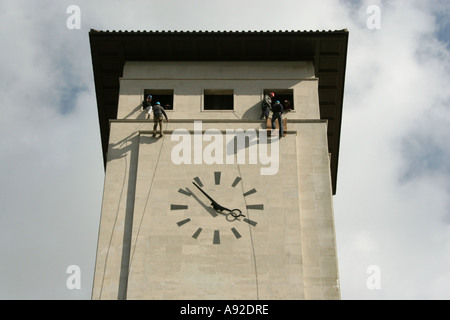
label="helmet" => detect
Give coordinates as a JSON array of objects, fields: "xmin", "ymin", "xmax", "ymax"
[
  {"xmin": 155, "ymin": 102, "xmax": 161, "ymax": 105},
  {"xmin": 270, "ymin": 92, "xmax": 275, "ymax": 97},
  {"xmin": 147, "ymin": 95, "xmax": 152, "ymax": 100}
]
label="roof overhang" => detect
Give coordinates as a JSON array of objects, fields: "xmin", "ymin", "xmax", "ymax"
[{"xmin": 89, "ymin": 30, "xmax": 349, "ymax": 194}]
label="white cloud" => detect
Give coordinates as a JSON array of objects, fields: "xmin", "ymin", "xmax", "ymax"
[
  {"xmin": 0, "ymin": 0, "xmax": 449, "ymax": 299},
  {"xmin": 334, "ymin": 0, "xmax": 450, "ymax": 299},
  {"xmin": 0, "ymin": 1, "xmax": 104, "ymax": 299}
]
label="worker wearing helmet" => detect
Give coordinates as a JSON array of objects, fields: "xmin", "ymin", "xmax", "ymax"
[
  {"xmin": 260, "ymin": 92, "xmax": 275, "ymax": 120},
  {"xmin": 143, "ymin": 94, "xmax": 153, "ymax": 119},
  {"xmin": 152, "ymin": 102, "xmax": 169, "ymax": 137},
  {"xmin": 271, "ymin": 100, "xmax": 284, "ymax": 138}
]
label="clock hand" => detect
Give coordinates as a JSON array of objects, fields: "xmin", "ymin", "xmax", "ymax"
[
  {"xmin": 192, "ymin": 182, "xmax": 245, "ymax": 219},
  {"xmin": 192, "ymin": 182, "xmax": 223, "ymax": 210},
  {"xmin": 185, "ymin": 187, "xmax": 218, "ymax": 218}
]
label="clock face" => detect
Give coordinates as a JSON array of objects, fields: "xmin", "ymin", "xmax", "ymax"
[
  {"xmin": 123, "ymin": 127, "xmax": 311, "ymax": 300},
  {"xmin": 170, "ymin": 171, "xmax": 264, "ymax": 245}
]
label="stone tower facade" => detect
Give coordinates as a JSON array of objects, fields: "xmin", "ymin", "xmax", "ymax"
[{"xmin": 89, "ymin": 30, "xmax": 348, "ymax": 300}]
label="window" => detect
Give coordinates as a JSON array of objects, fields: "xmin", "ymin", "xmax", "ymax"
[
  {"xmin": 144, "ymin": 89, "xmax": 174, "ymax": 110},
  {"xmin": 264, "ymin": 89, "xmax": 294, "ymax": 111},
  {"xmin": 204, "ymin": 89, "xmax": 234, "ymax": 110}
]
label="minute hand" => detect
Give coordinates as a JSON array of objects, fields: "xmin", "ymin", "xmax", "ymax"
[
  {"xmin": 192, "ymin": 182, "xmax": 229, "ymax": 211},
  {"xmin": 192, "ymin": 182, "xmax": 244, "ymax": 219}
]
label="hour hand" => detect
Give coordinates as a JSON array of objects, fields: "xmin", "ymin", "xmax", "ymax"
[
  {"xmin": 186, "ymin": 187, "xmax": 218, "ymax": 218},
  {"xmin": 192, "ymin": 182, "xmax": 228, "ymax": 211},
  {"xmin": 192, "ymin": 182, "xmax": 219, "ymax": 207},
  {"xmin": 192, "ymin": 182, "xmax": 244, "ymax": 219}
]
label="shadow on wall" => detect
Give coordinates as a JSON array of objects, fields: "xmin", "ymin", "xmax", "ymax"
[
  {"xmin": 241, "ymin": 101, "xmax": 262, "ymax": 120},
  {"xmin": 124, "ymin": 102, "xmax": 148, "ymax": 120}
]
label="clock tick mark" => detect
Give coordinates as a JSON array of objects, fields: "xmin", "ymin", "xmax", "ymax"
[
  {"xmin": 177, "ymin": 218, "xmax": 191, "ymax": 226},
  {"xmin": 246, "ymin": 204, "xmax": 264, "ymax": 210},
  {"xmin": 243, "ymin": 188, "xmax": 257, "ymax": 197},
  {"xmin": 193, "ymin": 177, "xmax": 203, "ymax": 187},
  {"xmin": 213, "ymin": 230, "xmax": 220, "ymax": 244},
  {"xmin": 231, "ymin": 228, "xmax": 241, "ymax": 239},
  {"xmin": 243, "ymin": 218, "xmax": 257, "ymax": 227},
  {"xmin": 192, "ymin": 228, "xmax": 202, "ymax": 239},
  {"xmin": 178, "ymin": 188, "xmax": 191, "ymax": 197},
  {"xmin": 231, "ymin": 177, "xmax": 241, "ymax": 187},
  {"xmin": 171, "ymin": 204, "xmax": 188, "ymax": 210},
  {"xmin": 214, "ymin": 171, "xmax": 221, "ymax": 185}
]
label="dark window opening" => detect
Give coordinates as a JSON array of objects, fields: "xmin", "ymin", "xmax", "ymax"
[
  {"xmin": 204, "ymin": 89, "xmax": 234, "ymax": 110},
  {"xmin": 264, "ymin": 89, "xmax": 294, "ymax": 111},
  {"xmin": 144, "ymin": 89, "xmax": 174, "ymax": 110}
]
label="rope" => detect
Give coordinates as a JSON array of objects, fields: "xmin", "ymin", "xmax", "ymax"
[
  {"xmin": 128, "ymin": 121, "xmax": 167, "ymax": 273},
  {"xmin": 105, "ymin": 120, "xmax": 261, "ymax": 300},
  {"xmin": 98, "ymin": 123, "xmax": 145, "ymax": 299},
  {"xmin": 236, "ymin": 161, "xmax": 260, "ymax": 300},
  {"xmin": 98, "ymin": 140, "xmax": 128, "ymax": 299}
]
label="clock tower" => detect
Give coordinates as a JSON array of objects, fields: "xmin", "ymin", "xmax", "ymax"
[{"xmin": 89, "ymin": 30, "xmax": 348, "ymax": 300}]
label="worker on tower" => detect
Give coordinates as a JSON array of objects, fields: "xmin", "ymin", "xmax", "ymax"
[
  {"xmin": 152, "ymin": 102, "xmax": 169, "ymax": 137},
  {"xmin": 260, "ymin": 92, "xmax": 275, "ymax": 120},
  {"xmin": 271, "ymin": 100, "xmax": 284, "ymax": 138},
  {"xmin": 143, "ymin": 94, "xmax": 153, "ymax": 119}
]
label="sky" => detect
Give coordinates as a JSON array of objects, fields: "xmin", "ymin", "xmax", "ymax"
[{"xmin": 0, "ymin": 0, "xmax": 449, "ymax": 300}]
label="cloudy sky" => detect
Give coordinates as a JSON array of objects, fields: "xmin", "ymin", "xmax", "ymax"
[{"xmin": 0, "ymin": 0, "xmax": 449, "ymax": 300}]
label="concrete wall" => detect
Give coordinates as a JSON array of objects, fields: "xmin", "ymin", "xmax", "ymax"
[{"xmin": 117, "ymin": 61, "xmax": 320, "ymax": 120}]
